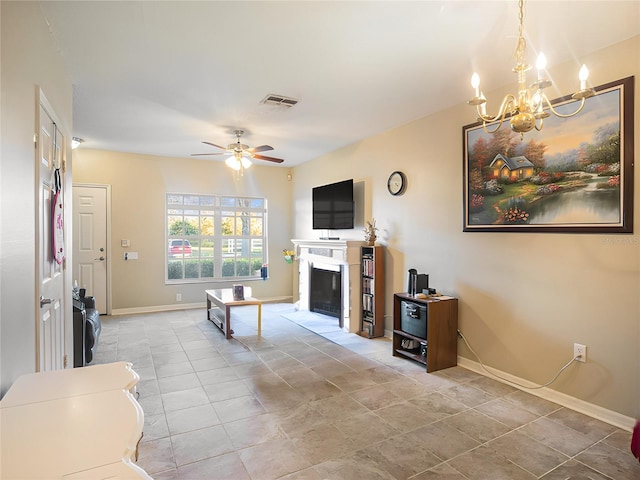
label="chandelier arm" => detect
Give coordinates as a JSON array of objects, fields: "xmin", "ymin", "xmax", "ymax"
[
  {"xmin": 476, "ymin": 94, "xmax": 518, "ymax": 123},
  {"xmin": 543, "ymin": 96, "xmax": 587, "ymax": 118},
  {"xmin": 482, "ymin": 121, "xmax": 505, "ymax": 134},
  {"xmin": 534, "ymin": 117, "xmax": 544, "ymax": 131}
]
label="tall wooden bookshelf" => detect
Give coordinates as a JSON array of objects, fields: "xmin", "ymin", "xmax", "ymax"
[{"xmin": 360, "ymin": 245, "xmax": 384, "ymax": 338}]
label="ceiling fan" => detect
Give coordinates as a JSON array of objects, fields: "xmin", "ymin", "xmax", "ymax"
[{"xmin": 191, "ymin": 129, "xmax": 284, "ymax": 170}]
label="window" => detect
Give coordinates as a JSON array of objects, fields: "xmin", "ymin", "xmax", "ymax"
[{"xmin": 166, "ymin": 193, "xmax": 267, "ymax": 283}]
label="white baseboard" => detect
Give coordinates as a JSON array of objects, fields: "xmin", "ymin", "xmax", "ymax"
[
  {"xmin": 111, "ymin": 302, "xmax": 203, "ymax": 316},
  {"xmin": 110, "ymin": 296, "xmax": 294, "ymax": 317},
  {"xmin": 261, "ymin": 296, "xmax": 295, "ymax": 304},
  {"xmin": 457, "ymin": 356, "xmax": 635, "ymax": 432}
]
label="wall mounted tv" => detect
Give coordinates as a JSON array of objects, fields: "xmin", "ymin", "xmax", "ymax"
[{"xmin": 312, "ymin": 179, "xmax": 354, "ymax": 230}]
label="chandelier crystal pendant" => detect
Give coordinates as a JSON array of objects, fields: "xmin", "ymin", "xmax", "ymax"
[{"xmin": 468, "ymin": 0, "xmax": 595, "ymax": 137}]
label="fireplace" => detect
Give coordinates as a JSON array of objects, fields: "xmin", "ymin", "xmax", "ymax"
[
  {"xmin": 309, "ymin": 264, "xmax": 343, "ymax": 325},
  {"xmin": 291, "ymin": 239, "xmax": 366, "ymax": 333}
]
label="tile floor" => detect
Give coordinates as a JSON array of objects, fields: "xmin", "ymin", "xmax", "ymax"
[{"xmin": 93, "ymin": 303, "xmax": 640, "ymax": 480}]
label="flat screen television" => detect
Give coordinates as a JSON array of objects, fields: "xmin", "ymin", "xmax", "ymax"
[{"xmin": 312, "ymin": 179, "xmax": 354, "ymax": 230}]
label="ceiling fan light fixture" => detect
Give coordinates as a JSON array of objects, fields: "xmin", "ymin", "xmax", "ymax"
[
  {"xmin": 225, "ymin": 156, "xmax": 241, "ymax": 171},
  {"xmin": 72, "ymin": 137, "xmax": 84, "ymax": 149},
  {"xmin": 194, "ymin": 129, "xmax": 284, "ymax": 166}
]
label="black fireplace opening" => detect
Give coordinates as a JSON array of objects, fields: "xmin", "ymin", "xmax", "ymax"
[{"xmin": 309, "ymin": 265, "xmax": 342, "ymax": 323}]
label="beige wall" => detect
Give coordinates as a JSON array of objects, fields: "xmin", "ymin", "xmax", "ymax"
[
  {"xmin": 292, "ymin": 36, "xmax": 640, "ymax": 420},
  {"xmin": 72, "ymin": 150, "xmax": 294, "ymax": 310},
  {"xmin": 1, "ymin": 2, "xmax": 73, "ymax": 394}
]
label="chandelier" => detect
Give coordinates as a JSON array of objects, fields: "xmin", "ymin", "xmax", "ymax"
[{"xmin": 468, "ymin": 0, "xmax": 595, "ymax": 137}]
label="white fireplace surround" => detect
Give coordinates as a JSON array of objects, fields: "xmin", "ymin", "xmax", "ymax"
[{"xmin": 291, "ymin": 239, "xmax": 367, "ymax": 334}]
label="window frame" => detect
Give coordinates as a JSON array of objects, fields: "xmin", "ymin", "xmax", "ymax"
[{"xmin": 165, "ymin": 193, "xmax": 267, "ymax": 284}]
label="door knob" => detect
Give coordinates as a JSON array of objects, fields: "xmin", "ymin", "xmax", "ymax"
[
  {"xmin": 94, "ymin": 256, "xmax": 105, "ymax": 261},
  {"xmin": 40, "ymin": 296, "xmax": 52, "ymax": 307}
]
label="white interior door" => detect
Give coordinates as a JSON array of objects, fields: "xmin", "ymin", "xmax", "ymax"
[
  {"xmin": 73, "ymin": 185, "xmax": 109, "ymax": 314},
  {"xmin": 37, "ymin": 102, "xmax": 65, "ymax": 372}
]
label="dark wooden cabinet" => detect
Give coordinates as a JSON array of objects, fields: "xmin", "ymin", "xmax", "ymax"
[
  {"xmin": 392, "ymin": 293, "xmax": 458, "ymax": 372},
  {"xmin": 360, "ymin": 246, "xmax": 384, "ymax": 338}
]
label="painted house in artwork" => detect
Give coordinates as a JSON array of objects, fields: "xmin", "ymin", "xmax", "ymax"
[{"xmin": 490, "ymin": 154, "xmax": 535, "ymax": 180}]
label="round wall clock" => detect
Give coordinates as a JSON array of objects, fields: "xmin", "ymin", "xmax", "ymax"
[{"xmin": 387, "ymin": 171, "xmax": 407, "ymax": 196}]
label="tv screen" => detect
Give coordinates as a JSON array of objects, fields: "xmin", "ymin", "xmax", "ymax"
[{"xmin": 312, "ymin": 179, "xmax": 354, "ymax": 230}]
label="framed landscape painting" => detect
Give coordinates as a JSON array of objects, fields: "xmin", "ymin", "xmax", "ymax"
[{"xmin": 462, "ymin": 76, "xmax": 634, "ymax": 233}]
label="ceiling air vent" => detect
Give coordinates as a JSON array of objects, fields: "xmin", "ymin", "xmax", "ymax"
[{"xmin": 260, "ymin": 94, "xmax": 299, "ymax": 108}]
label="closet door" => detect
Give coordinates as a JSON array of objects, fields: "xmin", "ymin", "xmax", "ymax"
[{"xmin": 37, "ymin": 99, "xmax": 66, "ymax": 371}]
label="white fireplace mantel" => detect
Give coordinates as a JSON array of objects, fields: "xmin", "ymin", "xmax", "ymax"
[{"xmin": 291, "ymin": 239, "xmax": 367, "ymax": 333}]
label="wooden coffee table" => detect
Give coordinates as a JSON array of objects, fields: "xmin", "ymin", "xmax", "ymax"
[{"xmin": 206, "ymin": 287, "xmax": 262, "ymax": 339}]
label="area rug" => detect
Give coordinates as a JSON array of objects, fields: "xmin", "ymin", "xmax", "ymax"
[
  {"xmin": 280, "ymin": 309, "xmax": 391, "ymax": 356},
  {"xmin": 281, "ymin": 309, "xmax": 342, "ymax": 335}
]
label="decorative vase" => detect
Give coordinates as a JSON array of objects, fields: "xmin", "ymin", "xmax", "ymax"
[
  {"xmin": 363, "ymin": 218, "xmax": 378, "ymax": 246},
  {"xmin": 284, "ymin": 255, "xmax": 294, "ymax": 264}
]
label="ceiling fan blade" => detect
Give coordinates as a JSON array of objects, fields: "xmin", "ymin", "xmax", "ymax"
[
  {"xmin": 191, "ymin": 152, "xmax": 224, "ymax": 156},
  {"xmin": 202, "ymin": 141, "xmax": 228, "ymax": 150},
  {"xmin": 253, "ymin": 153, "xmax": 284, "ymax": 164},
  {"xmin": 247, "ymin": 145, "xmax": 274, "ymax": 153}
]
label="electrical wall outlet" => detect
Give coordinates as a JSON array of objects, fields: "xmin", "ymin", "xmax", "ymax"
[
  {"xmin": 574, "ymin": 343, "xmax": 587, "ymax": 363},
  {"xmin": 176, "ymin": 293, "xmax": 182, "ymax": 302}
]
